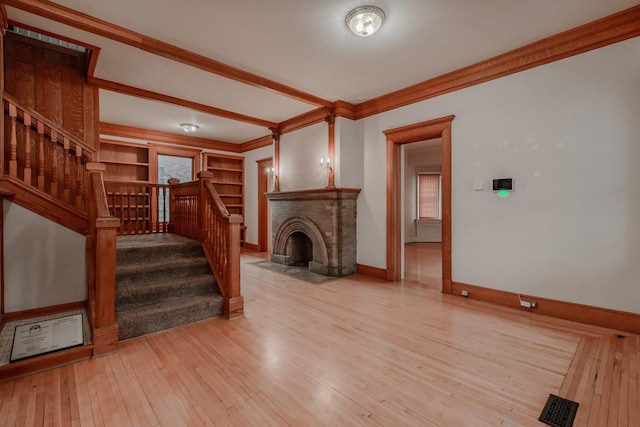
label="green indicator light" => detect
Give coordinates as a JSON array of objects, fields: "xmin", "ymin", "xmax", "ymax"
[{"xmin": 497, "ymin": 189, "xmax": 510, "ymax": 198}]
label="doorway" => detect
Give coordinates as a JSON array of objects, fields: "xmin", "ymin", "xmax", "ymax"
[
  {"xmin": 402, "ymin": 140, "xmax": 443, "ymax": 289},
  {"xmin": 256, "ymin": 158, "xmax": 273, "ymax": 252},
  {"xmin": 384, "ymin": 115, "xmax": 454, "ymax": 294}
]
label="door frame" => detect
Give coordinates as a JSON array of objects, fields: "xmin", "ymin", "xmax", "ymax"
[
  {"xmin": 256, "ymin": 157, "xmax": 273, "ymax": 252},
  {"xmin": 384, "ymin": 115, "xmax": 454, "ymax": 293}
]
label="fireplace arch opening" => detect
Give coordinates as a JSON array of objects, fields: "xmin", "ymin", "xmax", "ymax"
[
  {"xmin": 288, "ymin": 232, "xmax": 313, "ymax": 267},
  {"xmin": 271, "ymin": 215, "xmax": 329, "ymax": 275}
]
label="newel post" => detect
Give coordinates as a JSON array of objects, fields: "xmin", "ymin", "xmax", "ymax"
[
  {"xmin": 197, "ymin": 171, "xmax": 213, "ymax": 239},
  {"xmin": 167, "ymin": 178, "xmax": 180, "ymax": 233},
  {"xmin": 225, "ymin": 214, "xmax": 244, "ymax": 319},
  {"xmin": 86, "ymin": 162, "xmax": 120, "ymax": 357}
]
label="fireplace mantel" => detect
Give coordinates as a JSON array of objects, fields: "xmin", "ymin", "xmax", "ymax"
[
  {"xmin": 266, "ymin": 188, "xmax": 361, "ymax": 277},
  {"xmin": 265, "ymin": 187, "xmax": 361, "ymax": 201}
]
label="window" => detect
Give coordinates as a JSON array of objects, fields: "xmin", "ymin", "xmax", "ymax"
[{"xmin": 417, "ymin": 173, "xmax": 441, "ymax": 219}]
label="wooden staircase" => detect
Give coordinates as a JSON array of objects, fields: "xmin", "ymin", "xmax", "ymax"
[
  {"xmin": 115, "ymin": 234, "xmax": 224, "ymax": 340},
  {"xmin": 1, "ymin": 92, "xmax": 243, "ymax": 378}
]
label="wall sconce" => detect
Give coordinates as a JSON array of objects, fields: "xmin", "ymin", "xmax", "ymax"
[
  {"xmin": 267, "ymin": 166, "xmax": 277, "ymax": 177},
  {"xmin": 320, "ymin": 158, "xmax": 332, "ymax": 173}
]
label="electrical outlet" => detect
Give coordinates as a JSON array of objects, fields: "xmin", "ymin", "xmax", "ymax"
[
  {"xmin": 520, "ymin": 300, "xmax": 532, "ymax": 308},
  {"xmin": 461, "ymin": 290, "xmax": 469, "ymax": 297}
]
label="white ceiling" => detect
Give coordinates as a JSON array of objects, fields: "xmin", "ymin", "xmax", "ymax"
[{"xmin": 5, "ymin": 0, "xmax": 639, "ymax": 144}]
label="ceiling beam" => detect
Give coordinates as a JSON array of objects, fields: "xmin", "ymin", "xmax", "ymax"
[
  {"xmin": 4, "ymin": 0, "xmax": 334, "ymax": 108},
  {"xmin": 99, "ymin": 122, "xmax": 242, "ymax": 153},
  {"xmin": 91, "ymin": 77, "xmax": 278, "ymax": 129}
]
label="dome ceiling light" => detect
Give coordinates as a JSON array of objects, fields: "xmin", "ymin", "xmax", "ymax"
[
  {"xmin": 346, "ymin": 6, "xmax": 385, "ymax": 37},
  {"xmin": 180, "ymin": 123, "xmax": 199, "ymax": 133}
]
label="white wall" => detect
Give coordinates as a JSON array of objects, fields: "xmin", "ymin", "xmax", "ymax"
[
  {"xmin": 3, "ymin": 200, "xmax": 87, "ymax": 312},
  {"xmin": 336, "ymin": 118, "xmax": 364, "ymax": 189},
  {"xmin": 280, "ymin": 123, "xmax": 328, "ymax": 191},
  {"xmin": 242, "ymin": 145, "xmax": 273, "ymax": 246},
  {"xmin": 358, "ymin": 37, "xmax": 640, "ymax": 314}
]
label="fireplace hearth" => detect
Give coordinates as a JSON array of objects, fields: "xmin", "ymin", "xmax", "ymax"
[{"xmin": 266, "ymin": 188, "xmax": 360, "ymax": 277}]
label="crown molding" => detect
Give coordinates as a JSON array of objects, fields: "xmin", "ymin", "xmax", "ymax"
[
  {"xmin": 99, "ymin": 122, "xmax": 242, "ymax": 153},
  {"xmin": 356, "ymin": 4, "xmax": 640, "ymax": 118},
  {"xmin": 279, "ymin": 108, "xmax": 327, "ymax": 135}
]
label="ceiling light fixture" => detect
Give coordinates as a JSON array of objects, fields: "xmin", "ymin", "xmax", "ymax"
[
  {"xmin": 180, "ymin": 123, "xmax": 199, "ymax": 133},
  {"xmin": 346, "ymin": 5, "xmax": 385, "ymax": 37}
]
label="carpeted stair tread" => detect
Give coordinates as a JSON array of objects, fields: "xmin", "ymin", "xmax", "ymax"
[
  {"xmin": 116, "ymin": 256, "xmax": 213, "ymax": 286},
  {"xmin": 116, "ymin": 238, "xmax": 203, "ymax": 265},
  {"xmin": 117, "ymin": 273, "xmax": 218, "ymax": 307},
  {"xmin": 117, "ymin": 294, "xmax": 223, "ymax": 340},
  {"xmin": 114, "ymin": 233, "xmax": 224, "ymax": 340}
]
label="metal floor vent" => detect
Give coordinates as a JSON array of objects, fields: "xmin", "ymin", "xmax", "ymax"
[{"xmin": 539, "ymin": 394, "xmax": 579, "ymax": 427}]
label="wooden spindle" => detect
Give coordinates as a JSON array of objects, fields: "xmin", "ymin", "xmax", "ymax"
[
  {"xmin": 24, "ymin": 112, "xmax": 32, "ymax": 185},
  {"xmin": 75, "ymin": 146, "xmax": 83, "ymax": 209},
  {"xmin": 50, "ymin": 129, "xmax": 58, "ymax": 198},
  {"xmin": 9, "ymin": 103, "xmax": 18, "ymax": 178},
  {"xmin": 63, "ymin": 137, "xmax": 71, "ymax": 203},
  {"xmin": 37, "ymin": 121, "xmax": 46, "ymax": 191}
]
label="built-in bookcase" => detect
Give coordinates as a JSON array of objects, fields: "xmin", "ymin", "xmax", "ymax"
[
  {"xmin": 204, "ymin": 153, "xmax": 245, "ymax": 244},
  {"xmin": 100, "ymin": 140, "xmax": 150, "ymax": 182}
]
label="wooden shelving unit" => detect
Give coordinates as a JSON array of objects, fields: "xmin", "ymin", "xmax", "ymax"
[
  {"xmin": 99, "ymin": 140, "xmax": 153, "ymax": 233},
  {"xmin": 100, "ymin": 140, "xmax": 150, "ymax": 182},
  {"xmin": 203, "ymin": 153, "xmax": 246, "ymax": 244}
]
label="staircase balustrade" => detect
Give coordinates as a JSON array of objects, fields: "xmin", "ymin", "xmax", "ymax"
[
  {"xmin": 104, "ymin": 181, "xmax": 171, "ymax": 235},
  {"xmin": 169, "ymin": 172, "xmax": 243, "ymax": 319},
  {"xmin": 2, "ymin": 92, "xmax": 96, "ymax": 212}
]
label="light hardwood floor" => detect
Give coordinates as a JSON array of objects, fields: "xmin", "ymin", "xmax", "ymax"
[
  {"xmin": 403, "ymin": 242, "xmax": 442, "ymax": 289},
  {"xmin": 0, "ymin": 252, "xmax": 637, "ymax": 426}
]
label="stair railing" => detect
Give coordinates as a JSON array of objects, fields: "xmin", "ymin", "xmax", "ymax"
[
  {"xmin": 2, "ymin": 92, "xmax": 97, "ymax": 212},
  {"xmin": 169, "ymin": 171, "xmax": 243, "ymax": 319},
  {"xmin": 103, "ymin": 181, "xmax": 171, "ymax": 235}
]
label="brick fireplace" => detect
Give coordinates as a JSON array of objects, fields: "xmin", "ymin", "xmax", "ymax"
[{"xmin": 266, "ymin": 188, "xmax": 360, "ymax": 277}]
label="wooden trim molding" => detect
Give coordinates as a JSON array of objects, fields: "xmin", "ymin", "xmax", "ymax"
[
  {"xmin": 451, "ymin": 281, "xmax": 640, "ymax": 335},
  {"xmin": 100, "ymin": 122, "xmax": 242, "ymax": 153},
  {"xmin": 3, "ymin": 0, "xmax": 333, "ymax": 108},
  {"xmin": 384, "ymin": 116, "xmax": 454, "ymax": 293},
  {"xmin": 0, "ymin": 5, "xmax": 9, "ymax": 34},
  {"xmin": 255, "ymin": 157, "xmax": 272, "ymax": 252},
  {"xmin": 0, "ymin": 176, "xmax": 88, "ymax": 234},
  {"xmin": 91, "ymin": 77, "xmax": 277, "ymax": 129},
  {"xmin": 356, "ymin": 264, "xmax": 387, "ymax": 281},
  {"xmin": 2, "ymin": 300, "xmax": 86, "ymax": 322},
  {"xmin": 324, "ymin": 109, "xmax": 336, "ymax": 189},
  {"xmin": 357, "ymin": 5, "xmax": 640, "ymax": 118},
  {"xmin": 279, "ymin": 108, "xmax": 327, "ymax": 135},
  {"xmin": 0, "ymin": 344, "xmax": 92, "ymax": 380},
  {"xmin": 271, "ymin": 128, "xmax": 280, "ymax": 192},
  {"xmin": 242, "ymin": 243, "xmax": 260, "ymax": 252},
  {"xmin": 239, "ymin": 135, "xmax": 272, "ymax": 153}
]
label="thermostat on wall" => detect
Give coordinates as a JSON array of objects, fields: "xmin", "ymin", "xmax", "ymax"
[{"xmin": 492, "ymin": 178, "xmax": 513, "ymax": 191}]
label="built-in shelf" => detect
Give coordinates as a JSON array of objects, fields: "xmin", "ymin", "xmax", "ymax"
[
  {"xmin": 204, "ymin": 153, "xmax": 245, "ymax": 245},
  {"xmin": 100, "ymin": 140, "xmax": 150, "ymax": 182}
]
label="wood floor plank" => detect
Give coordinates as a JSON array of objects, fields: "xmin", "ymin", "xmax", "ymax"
[{"xmin": 0, "ymin": 252, "xmax": 638, "ymax": 426}]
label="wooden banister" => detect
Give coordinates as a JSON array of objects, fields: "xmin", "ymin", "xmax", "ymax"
[
  {"xmin": 3, "ymin": 92, "xmax": 95, "ymax": 215},
  {"xmin": 86, "ymin": 162, "xmax": 120, "ymax": 357},
  {"xmin": 169, "ymin": 172, "xmax": 244, "ymax": 319},
  {"xmin": 3, "ymin": 92, "xmax": 97, "ymax": 158}
]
